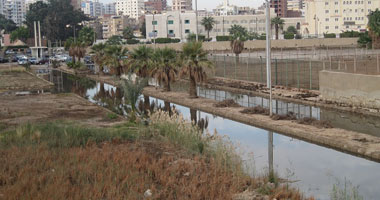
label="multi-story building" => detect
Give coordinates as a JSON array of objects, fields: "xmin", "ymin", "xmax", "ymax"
[
  {"xmin": 287, "ymin": 0, "xmax": 303, "ymax": 11},
  {"xmin": 115, "ymin": 0, "xmax": 144, "ymax": 20},
  {"xmin": 103, "ymin": 2, "xmax": 116, "ymax": 15},
  {"xmin": 81, "ymin": 0, "xmax": 103, "ymax": 17},
  {"xmin": 302, "ymin": 0, "xmax": 380, "ymax": 36},
  {"xmin": 172, "ymin": 0, "xmax": 192, "ymax": 12},
  {"xmin": 2, "ymin": 0, "xmax": 26, "ymax": 26},
  {"xmin": 144, "ymin": 0, "xmax": 166, "ymax": 13},
  {"xmin": 25, "ymin": 0, "xmax": 48, "ymax": 11},
  {"xmin": 100, "ymin": 15, "xmax": 137, "ymax": 38},
  {"xmin": 71, "ymin": 0, "xmax": 81, "ymax": 10},
  {"xmin": 213, "ymin": 0, "xmax": 255, "ymax": 16},
  {"xmin": 270, "ymin": 0, "xmax": 288, "ymax": 17},
  {"xmin": 83, "ymin": 19, "xmax": 103, "ymax": 39},
  {"xmin": 145, "ymin": 9, "xmax": 303, "ymax": 41}
]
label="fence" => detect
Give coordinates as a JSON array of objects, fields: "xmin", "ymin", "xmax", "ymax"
[{"xmin": 209, "ymin": 48, "xmax": 380, "ymax": 90}]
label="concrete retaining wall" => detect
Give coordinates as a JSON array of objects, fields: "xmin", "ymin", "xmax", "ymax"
[
  {"xmin": 125, "ymin": 38, "xmax": 358, "ymax": 51},
  {"xmin": 320, "ymin": 71, "xmax": 380, "ymax": 109}
]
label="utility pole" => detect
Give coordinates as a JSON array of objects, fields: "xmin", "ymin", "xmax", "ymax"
[
  {"xmin": 195, "ymin": 0, "xmax": 199, "ymax": 41},
  {"xmin": 266, "ymin": 0, "xmax": 273, "ymax": 116}
]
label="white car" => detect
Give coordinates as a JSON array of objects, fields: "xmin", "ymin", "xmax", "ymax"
[{"xmin": 18, "ymin": 59, "xmax": 28, "ymax": 65}]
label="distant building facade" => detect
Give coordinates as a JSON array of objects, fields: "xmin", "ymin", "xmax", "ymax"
[
  {"xmin": 100, "ymin": 15, "xmax": 137, "ymax": 38},
  {"xmin": 115, "ymin": 0, "xmax": 144, "ymax": 20},
  {"xmin": 81, "ymin": 0, "xmax": 103, "ymax": 17},
  {"xmin": 1, "ymin": 0, "xmax": 26, "ymax": 26},
  {"xmin": 144, "ymin": 0, "xmax": 166, "ymax": 13},
  {"xmin": 103, "ymin": 2, "xmax": 116, "ymax": 15},
  {"xmin": 172, "ymin": 0, "xmax": 192, "ymax": 12},
  {"xmin": 270, "ymin": 0, "xmax": 288, "ymax": 17}
]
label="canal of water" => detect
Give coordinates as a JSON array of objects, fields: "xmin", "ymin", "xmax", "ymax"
[{"xmin": 47, "ymin": 70, "xmax": 380, "ymax": 200}]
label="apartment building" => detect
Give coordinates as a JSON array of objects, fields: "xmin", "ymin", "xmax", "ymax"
[
  {"xmin": 172, "ymin": 0, "xmax": 192, "ymax": 12},
  {"xmin": 287, "ymin": 0, "xmax": 303, "ymax": 11},
  {"xmin": 100, "ymin": 15, "xmax": 137, "ymax": 38},
  {"xmin": 1, "ymin": 0, "xmax": 26, "ymax": 26},
  {"xmin": 270, "ymin": 0, "xmax": 288, "ymax": 17},
  {"xmin": 115, "ymin": 0, "xmax": 144, "ymax": 20},
  {"xmin": 144, "ymin": 0, "xmax": 166, "ymax": 13},
  {"xmin": 81, "ymin": 0, "xmax": 103, "ymax": 17},
  {"xmin": 302, "ymin": 0, "xmax": 380, "ymax": 36},
  {"xmin": 103, "ymin": 2, "xmax": 116, "ymax": 15}
]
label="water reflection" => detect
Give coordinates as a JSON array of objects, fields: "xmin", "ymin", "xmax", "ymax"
[{"xmin": 48, "ymin": 70, "xmax": 380, "ymax": 199}]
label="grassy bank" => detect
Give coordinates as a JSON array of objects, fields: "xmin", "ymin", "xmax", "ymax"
[{"xmin": 0, "ymin": 111, "xmax": 312, "ymax": 199}]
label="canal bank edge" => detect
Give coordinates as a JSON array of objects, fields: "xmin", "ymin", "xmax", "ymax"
[{"xmin": 143, "ymin": 86, "xmax": 380, "ymax": 163}]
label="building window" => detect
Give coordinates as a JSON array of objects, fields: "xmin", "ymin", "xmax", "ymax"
[
  {"xmin": 168, "ymin": 20, "xmax": 174, "ymax": 24},
  {"xmin": 152, "ymin": 21, "xmax": 157, "ymax": 25},
  {"xmin": 335, "ymin": 26, "xmax": 339, "ymax": 29},
  {"xmin": 169, "ymin": 30, "xmax": 174, "ymax": 34},
  {"xmin": 184, "ymin": 20, "xmax": 190, "ymax": 24},
  {"xmin": 325, "ymin": 26, "xmax": 329, "ymax": 29},
  {"xmin": 185, "ymin": 29, "xmax": 190, "ymax": 33},
  {"xmin": 325, "ymin": 10, "xmax": 329, "ymax": 13}
]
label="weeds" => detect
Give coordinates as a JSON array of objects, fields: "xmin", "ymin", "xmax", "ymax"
[
  {"xmin": 240, "ymin": 106, "xmax": 269, "ymax": 115},
  {"xmin": 214, "ymin": 99, "xmax": 241, "ymax": 108},
  {"xmin": 330, "ymin": 178, "xmax": 363, "ymax": 200},
  {"xmin": 106, "ymin": 112, "xmax": 118, "ymax": 120},
  {"xmin": 297, "ymin": 117, "xmax": 333, "ymax": 129}
]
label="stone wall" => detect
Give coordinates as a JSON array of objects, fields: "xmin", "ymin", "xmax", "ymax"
[
  {"xmin": 125, "ymin": 38, "xmax": 359, "ymax": 51},
  {"xmin": 319, "ymin": 71, "xmax": 380, "ymax": 109}
]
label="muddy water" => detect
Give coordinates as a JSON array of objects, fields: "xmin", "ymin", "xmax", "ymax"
[
  {"xmin": 49, "ymin": 71, "xmax": 380, "ymax": 199},
  {"xmin": 171, "ymin": 82, "xmax": 380, "ymax": 137}
]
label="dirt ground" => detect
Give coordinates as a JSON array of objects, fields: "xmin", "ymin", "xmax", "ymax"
[
  {"xmin": 0, "ymin": 67, "xmax": 53, "ymax": 93},
  {"xmin": 143, "ymin": 86, "xmax": 380, "ymax": 163},
  {"xmin": 0, "ymin": 93, "xmax": 124, "ymax": 129}
]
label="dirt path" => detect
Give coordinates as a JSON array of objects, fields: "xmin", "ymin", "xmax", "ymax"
[
  {"xmin": 143, "ymin": 86, "xmax": 380, "ymax": 162},
  {"xmin": 0, "ymin": 68, "xmax": 53, "ymax": 93},
  {"xmin": 0, "ymin": 93, "xmax": 125, "ymax": 129}
]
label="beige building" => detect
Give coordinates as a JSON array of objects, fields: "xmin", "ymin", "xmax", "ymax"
[
  {"xmin": 302, "ymin": 0, "xmax": 380, "ymax": 37},
  {"xmin": 100, "ymin": 15, "xmax": 136, "ymax": 38},
  {"xmin": 172, "ymin": 0, "xmax": 192, "ymax": 12},
  {"xmin": 145, "ymin": 9, "xmax": 304, "ymax": 41},
  {"xmin": 115, "ymin": 0, "xmax": 144, "ymax": 20}
]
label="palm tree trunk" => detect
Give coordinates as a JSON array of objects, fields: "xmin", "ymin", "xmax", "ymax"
[
  {"xmin": 207, "ymin": 30, "xmax": 210, "ymax": 39},
  {"xmin": 275, "ymin": 25, "xmax": 279, "ymax": 40},
  {"xmin": 143, "ymin": 95, "xmax": 150, "ymax": 113},
  {"xmin": 164, "ymin": 101, "xmax": 171, "ymax": 112},
  {"xmin": 189, "ymin": 74, "xmax": 197, "ymax": 98},
  {"xmin": 190, "ymin": 109, "xmax": 197, "ymax": 124}
]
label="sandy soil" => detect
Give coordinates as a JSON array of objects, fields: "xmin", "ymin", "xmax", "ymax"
[
  {"xmin": 143, "ymin": 86, "xmax": 380, "ymax": 162},
  {"xmin": 0, "ymin": 93, "xmax": 125, "ymax": 129},
  {"xmin": 0, "ymin": 67, "xmax": 53, "ymax": 93}
]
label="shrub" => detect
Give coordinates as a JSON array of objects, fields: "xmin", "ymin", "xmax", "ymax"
[
  {"xmin": 358, "ymin": 31, "xmax": 372, "ymax": 47},
  {"xmin": 340, "ymin": 31, "xmax": 361, "ymax": 38},
  {"xmin": 258, "ymin": 34, "xmax": 266, "ymax": 40},
  {"xmin": 187, "ymin": 33, "xmax": 206, "ymax": 41},
  {"xmin": 126, "ymin": 39, "xmax": 140, "ymax": 45},
  {"xmin": 284, "ymin": 33, "xmax": 295, "ymax": 39},
  {"xmin": 171, "ymin": 38, "xmax": 181, "ymax": 43},
  {"xmin": 324, "ymin": 33, "xmax": 336, "ymax": 38},
  {"xmin": 295, "ymin": 34, "xmax": 302, "ymax": 39},
  {"xmin": 216, "ymin": 36, "xmax": 231, "ymax": 41},
  {"xmin": 155, "ymin": 38, "xmax": 172, "ymax": 44}
]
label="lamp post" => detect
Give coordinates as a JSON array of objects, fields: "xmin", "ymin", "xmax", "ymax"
[
  {"xmin": 66, "ymin": 22, "xmax": 82, "ymax": 42},
  {"xmin": 195, "ymin": 0, "xmax": 199, "ymax": 41},
  {"xmin": 265, "ymin": 0, "xmax": 273, "ymax": 117}
]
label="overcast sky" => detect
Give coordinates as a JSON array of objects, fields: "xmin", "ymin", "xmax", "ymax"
[{"xmin": 100, "ymin": 0, "xmax": 265, "ymax": 10}]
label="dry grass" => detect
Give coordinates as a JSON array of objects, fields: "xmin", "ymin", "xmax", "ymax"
[
  {"xmin": 214, "ymin": 99, "xmax": 241, "ymax": 108},
  {"xmin": 297, "ymin": 117, "xmax": 333, "ymax": 129},
  {"xmin": 240, "ymin": 106, "xmax": 270, "ymax": 115}
]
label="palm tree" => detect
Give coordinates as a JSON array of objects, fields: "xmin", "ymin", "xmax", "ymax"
[
  {"xmin": 68, "ymin": 41, "xmax": 86, "ymax": 64},
  {"xmin": 271, "ymin": 17, "xmax": 285, "ymax": 40},
  {"xmin": 128, "ymin": 45, "xmax": 154, "ymax": 110},
  {"xmin": 104, "ymin": 45, "xmax": 128, "ymax": 76},
  {"xmin": 150, "ymin": 47, "xmax": 178, "ymax": 91},
  {"xmin": 229, "ymin": 25, "xmax": 248, "ymax": 61},
  {"xmin": 91, "ymin": 43, "xmax": 107, "ymax": 75},
  {"xmin": 180, "ymin": 42, "xmax": 213, "ymax": 98},
  {"xmin": 201, "ymin": 16, "xmax": 216, "ymax": 39},
  {"xmin": 368, "ymin": 9, "xmax": 380, "ymax": 48}
]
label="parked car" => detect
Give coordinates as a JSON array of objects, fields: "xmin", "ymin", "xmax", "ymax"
[
  {"xmin": 0, "ymin": 57, "xmax": 9, "ymax": 63},
  {"xmin": 18, "ymin": 59, "xmax": 28, "ymax": 65},
  {"xmin": 38, "ymin": 58, "xmax": 49, "ymax": 65},
  {"xmin": 16, "ymin": 55, "xmax": 28, "ymax": 61},
  {"xmin": 84, "ymin": 56, "xmax": 94, "ymax": 64},
  {"xmin": 29, "ymin": 57, "xmax": 38, "ymax": 65},
  {"xmin": 8, "ymin": 55, "xmax": 18, "ymax": 62}
]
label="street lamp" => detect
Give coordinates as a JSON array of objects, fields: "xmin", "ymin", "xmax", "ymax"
[
  {"xmin": 66, "ymin": 22, "xmax": 82, "ymax": 42},
  {"xmin": 195, "ymin": 0, "xmax": 199, "ymax": 41},
  {"xmin": 265, "ymin": 0, "xmax": 273, "ymax": 117}
]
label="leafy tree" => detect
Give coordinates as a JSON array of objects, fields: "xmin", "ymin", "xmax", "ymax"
[
  {"xmin": 271, "ymin": 17, "xmax": 285, "ymax": 40},
  {"xmin": 229, "ymin": 25, "xmax": 248, "ymax": 59},
  {"xmin": 201, "ymin": 16, "xmax": 216, "ymax": 39},
  {"xmin": 10, "ymin": 27, "xmax": 30, "ymax": 42},
  {"xmin": 247, "ymin": 32, "xmax": 259, "ymax": 40},
  {"xmin": 25, "ymin": 1, "xmax": 49, "ymax": 36},
  {"xmin": 140, "ymin": 19, "xmax": 146, "ymax": 38},
  {"xmin": 286, "ymin": 26, "xmax": 297, "ymax": 35},
  {"xmin": 0, "ymin": 14, "xmax": 17, "ymax": 33},
  {"xmin": 368, "ymin": 9, "xmax": 380, "ymax": 48},
  {"xmin": 122, "ymin": 27, "xmax": 134, "ymax": 40},
  {"xmin": 180, "ymin": 42, "xmax": 212, "ymax": 98},
  {"xmin": 64, "ymin": 37, "xmax": 74, "ymax": 51},
  {"xmin": 104, "ymin": 45, "xmax": 128, "ymax": 76},
  {"xmin": 106, "ymin": 35, "xmax": 124, "ymax": 45},
  {"xmin": 78, "ymin": 26, "xmax": 95, "ymax": 45},
  {"xmin": 91, "ymin": 43, "xmax": 107, "ymax": 74},
  {"xmin": 150, "ymin": 47, "xmax": 178, "ymax": 91}
]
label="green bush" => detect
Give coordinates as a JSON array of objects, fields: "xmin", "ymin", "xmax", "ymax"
[
  {"xmin": 324, "ymin": 33, "xmax": 336, "ymax": 38},
  {"xmin": 126, "ymin": 39, "xmax": 140, "ymax": 45},
  {"xmin": 358, "ymin": 31, "xmax": 372, "ymax": 47},
  {"xmin": 216, "ymin": 36, "xmax": 231, "ymax": 41},
  {"xmin": 155, "ymin": 38, "xmax": 172, "ymax": 44},
  {"xmin": 340, "ymin": 31, "xmax": 361, "ymax": 38},
  {"xmin": 171, "ymin": 38, "xmax": 181, "ymax": 43},
  {"xmin": 258, "ymin": 34, "xmax": 266, "ymax": 40},
  {"xmin": 284, "ymin": 33, "xmax": 295, "ymax": 39},
  {"xmin": 295, "ymin": 34, "xmax": 302, "ymax": 39}
]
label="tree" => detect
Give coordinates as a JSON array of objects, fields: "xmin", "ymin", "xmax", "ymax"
[
  {"xmin": 271, "ymin": 17, "xmax": 285, "ymax": 40},
  {"xmin": 104, "ymin": 45, "xmax": 128, "ymax": 76},
  {"xmin": 10, "ymin": 27, "xmax": 30, "ymax": 42},
  {"xmin": 68, "ymin": 41, "xmax": 87, "ymax": 64},
  {"xmin": 122, "ymin": 27, "xmax": 134, "ymax": 40},
  {"xmin": 106, "ymin": 35, "xmax": 124, "ymax": 45},
  {"xmin": 201, "ymin": 16, "xmax": 216, "ymax": 39},
  {"xmin": 150, "ymin": 47, "xmax": 178, "ymax": 91},
  {"xmin": 78, "ymin": 26, "xmax": 95, "ymax": 45},
  {"xmin": 229, "ymin": 25, "xmax": 248, "ymax": 59},
  {"xmin": 128, "ymin": 45, "xmax": 154, "ymax": 109},
  {"xmin": 91, "ymin": 43, "xmax": 107, "ymax": 74},
  {"xmin": 140, "ymin": 19, "xmax": 146, "ymax": 38},
  {"xmin": 286, "ymin": 26, "xmax": 297, "ymax": 35},
  {"xmin": 25, "ymin": 1, "xmax": 49, "ymax": 36},
  {"xmin": 368, "ymin": 9, "xmax": 380, "ymax": 48},
  {"xmin": 180, "ymin": 42, "xmax": 213, "ymax": 98},
  {"xmin": 0, "ymin": 14, "xmax": 17, "ymax": 33}
]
